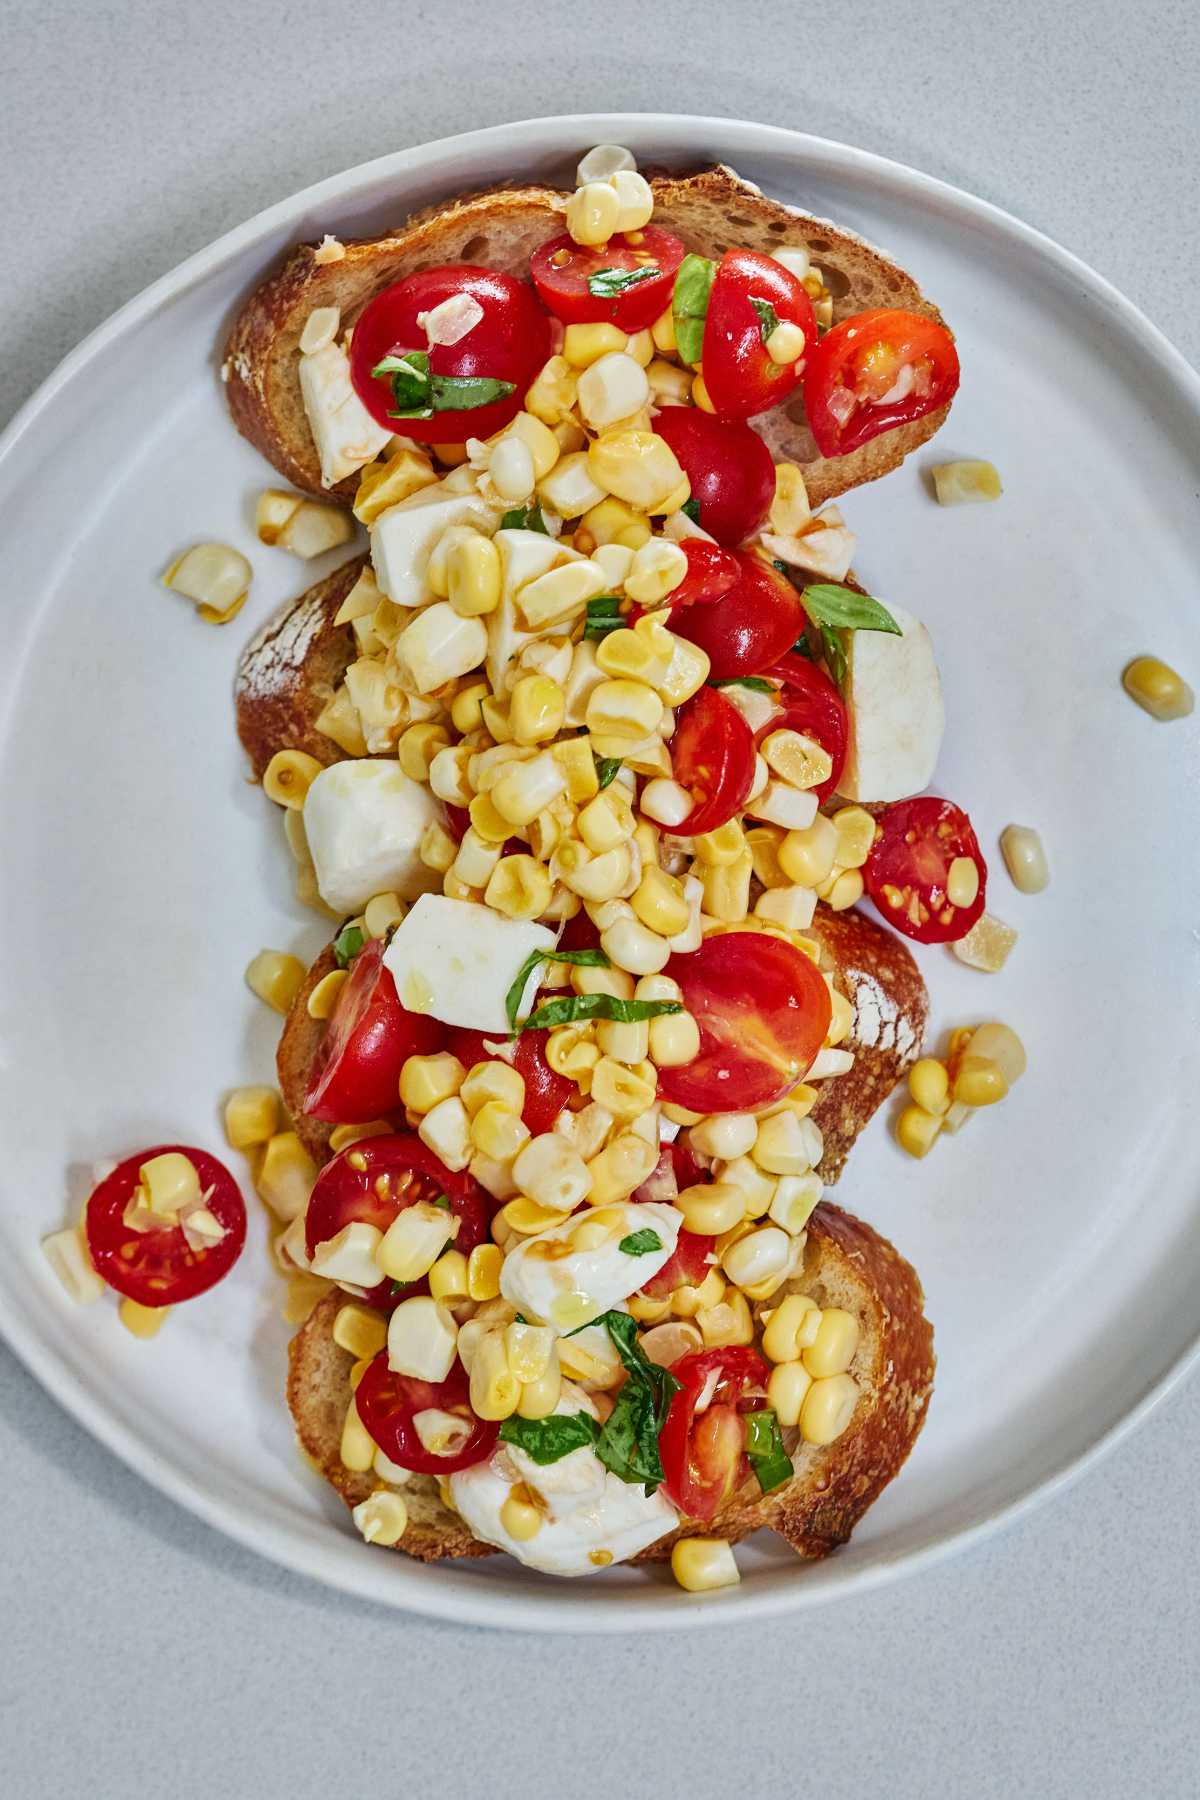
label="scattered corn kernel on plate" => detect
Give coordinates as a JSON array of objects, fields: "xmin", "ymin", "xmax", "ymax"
[{"xmin": 1, "ymin": 113, "xmax": 1198, "ymax": 1632}]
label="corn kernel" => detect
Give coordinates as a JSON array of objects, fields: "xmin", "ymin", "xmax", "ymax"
[
  {"xmin": 492, "ymin": 751, "xmax": 568, "ymax": 827},
  {"xmin": 952, "ymin": 1053, "xmax": 1009, "ymax": 1108},
  {"xmin": 451, "ymin": 679, "xmax": 489, "ymax": 734},
  {"xmin": 577, "ymin": 351, "xmax": 650, "ymax": 431},
  {"xmin": 262, "ymin": 748, "xmax": 323, "ymax": 809},
  {"xmin": 596, "ymin": 1014, "xmax": 649, "ymax": 1063},
  {"xmin": 590, "ymin": 1057, "xmax": 657, "ymax": 1120},
  {"xmin": 504, "ymin": 1320, "xmax": 554, "ymax": 1384},
  {"xmin": 339, "ymin": 1398, "xmax": 376, "ymax": 1471},
  {"xmin": 516, "ymin": 1360, "xmax": 563, "ymax": 1418},
  {"xmin": 223, "ymin": 1085, "xmax": 279, "ymax": 1151},
  {"xmin": 803, "ymin": 1307, "xmax": 860, "ymax": 1378},
  {"xmin": 387, "ymin": 1295, "xmax": 459, "ymax": 1382},
  {"xmin": 305, "ymin": 967, "xmax": 349, "ymax": 1021},
  {"xmin": 352, "ymin": 1489, "xmax": 409, "ymax": 1546},
  {"xmin": 697, "ymin": 1288, "xmax": 754, "ymax": 1347},
  {"xmin": 376, "ymin": 1201, "xmax": 456, "ymax": 1283},
  {"xmin": 545, "ymin": 1025, "xmax": 601, "ymax": 1080},
  {"xmin": 419, "ymin": 820, "xmax": 459, "ymax": 874},
  {"xmin": 647, "ymin": 1010, "xmax": 699, "ymax": 1068},
  {"xmin": 767, "ymin": 1359, "xmax": 813, "ymax": 1427},
  {"xmin": 485, "ymin": 854, "xmax": 553, "ymax": 921},
  {"xmin": 256, "ymin": 1131, "xmax": 317, "ymax": 1222},
  {"xmin": 469, "ymin": 1327, "xmax": 521, "ymax": 1419},
  {"xmin": 799, "ymin": 1372, "xmax": 859, "ymax": 1446},
  {"xmin": 824, "ymin": 868, "xmax": 864, "ymax": 912},
  {"xmin": 1122, "ymin": 655, "xmax": 1194, "ymax": 721},
  {"xmin": 577, "ymin": 785, "xmax": 636, "ymax": 855},
  {"xmin": 563, "ymin": 322, "xmax": 628, "ymax": 367},
  {"xmin": 693, "ymin": 820, "xmax": 744, "ymax": 866},
  {"xmin": 587, "ymin": 429, "xmax": 686, "ymax": 513},
  {"xmin": 999, "ymin": 824, "xmax": 1050, "ymax": 894},
  {"xmin": 676, "ymin": 1182, "xmax": 745, "ymax": 1237},
  {"xmin": 565, "ymin": 181, "xmax": 622, "ymax": 247},
  {"xmin": 397, "ymin": 1052, "xmax": 465, "ymax": 1115},
  {"xmin": 116, "ymin": 1298, "xmax": 170, "ymax": 1339},
  {"xmin": 830, "ymin": 806, "xmax": 875, "ymax": 870},
  {"xmin": 353, "ymin": 445, "xmax": 437, "ymax": 523},
  {"xmin": 469, "ymin": 1101, "xmax": 529, "ymax": 1163},
  {"xmin": 651, "ymin": 306, "xmax": 677, "ymax": 355},
  {"xmin": 245, "ymin": 949, "xmax": 307, "ymax": 1014},
  {"xmin": 967, "ymin": 1022, "xmax": 1027, "ymax": 1085},
  {"xmin": 779, "ymin": 816, "xmax": 838, "ymax": 887},
  {"xmin": 762, "ymin": 1293, "xmax": 821, "ymax": 1363},
  {"xmin": 908, "ymin": 1057, "xmax": 950, "ymax": 1115},
  {"xmin": 333, "ymin": 1304, "xmax": 388, "ymax": 1360},
  {"xmin": 761, "ymin": 728, "xmax": 833, "ymax": 792},
  {"xmin": 585, "ymin": 1133, "xmax": 657, "ymax": 1203},
  {"xmin": 625, "ymin": 538, "xmax": 687, "ymax": 605},
  {"xmin": 671, "ymin": 1537, "xmax": 740, "ymax": 1593},
  {"xmin": 428, "ymin": 1248, "xmax": 469, "ymax": 1301},
  {"xmin": 586, "ymin": 678, "xmax": 664, "ymax": 743},
  {"xmin": 671, "ymin": 1266, "xmax": 726, "ymax": 1318},
  {"xmin": 896, "ymin": 1103, "xmax": 942, "ymax": 1158},
  {"xmin": 595, "ymin": 626, "xmax": 668, "ymax": 687},
  {"xmin": 600, "ymin": 915, "xmax": 671, "ymax": 976},
  {"xmin": 579, "ymin": 495, "xmax": 652, "ymax": 549}
]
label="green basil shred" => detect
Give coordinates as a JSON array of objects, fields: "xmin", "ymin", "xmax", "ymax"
[
  {"xmin": 500, "ymin": 505, "xmax": 549, "ymax": 533},
  {"xmin": 332, "ymin": 923, "xmax": 365, "ymax": 968},
  {"xmin": 506, "ymin": 947, "xmax": 610, "ymax": 1033},
  {"xmin": 618, "ymin": 1229, "xmax": 663, "ymax": 1257},
  {"xmin": 587, "ymin": 265, "xmax": 661, "ymax": 298},
  {"xmin": 750, "ymin": 297, "xmax": 781, "ymax": 346},
  {"xmin": 583, "ymin": 595, "xmax": 624, "ymax": 639},
  {"xmin": 372, "ymin": 350, "xmax": 515, "ymax": 420},
  {"xmin": 594, "ymin": 756, "xmax": 622, "ymax": 790},
  {"xmin": 712, "ymin": 676, "xmax": 777, "ymax": 695},
  {"xmin": 576, "ymin": 1311, "xmax": 682, "ymax": 1493},
  {"xmin": 799, "ymin": 583, "xmax": 901, "ymax": 637},
  {"xmin": 498, "ymin": 1412, "xmax": 599, "ymax": 1464},
  {"xmin": 671, "ymin": 255, "xmax": 715, "ymax": 367},
  {"xmin": 518, "ymin": 993, "xmax": 682, "ymax": 1035},
  {"xmin": 680, "ymin": 497, "xmax": 701, "ymax": 524},
  {"xmin": 743, "ymin": 1408, "xmax": 794, "ymax": 1495}
]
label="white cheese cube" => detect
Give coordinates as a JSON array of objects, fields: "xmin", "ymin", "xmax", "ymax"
[
  {"xmin": 382, "ymin": 894, "xmax": 556, "ymax": 1033},
  {"xmin": 370, "ymin": 483, "xmax": 497, "ymax": 604},
  {"xmin": 303, "ymin": 760, "xmax": 439, "ymax": 913},
  {"xmin": 839, "ymin": 603, "xmax": 945, "ymax": 803},
  {"xmin": 298, "ymin": 343, "xmax": 391, "ymax": 488}
]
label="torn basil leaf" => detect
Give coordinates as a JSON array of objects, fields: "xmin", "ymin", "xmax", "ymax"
[
  {"xmin": 506, "ymin": 946, "xmax": 610, "ymax": 1032},
  {"xmin": 680, "ymin": 497, "xmax": 701, "ymax": 524},
  {"xmin": 332, "ymin": 923, "xmax": 365, "ymax": 968},
  {"xmin": 585, "ymin": 1310, "xmax": 682, "ymax": 1493},
  {"xmin": 672, "ymin": 254, "xmax": 715, "ymax": 367},
  {"xmin": 587, "ymin": 265, "xmax": 661, "ymax": 298},
  {"xmin": 594, "ymin": 756, "xmax": 622, "ymax": 790},
  {"xmin": 500, "ymin": 505, "xmax": 548, "ymax": 533},
  {"xmin": 619, "ymin": 1229, "xmax": 663, "ymax": 1257},
  {"xmin": 744, "ymin": 1408, "xmax": 793, "ymax": 1495},
  {"xmin": 750, "ymin": 297, "xmax": 781, "ymax": 346},
  {"xmin": 583, "ymin": 595, "xmax": 624, "ymax": 640},
  {"xmin": 372, "ymin": 348, "xmax": 514, "ymax": 418},
  {"xmin": 499, "ymin": 1412, "xmax": 599, "ymax": 1464},
  {"xmin": 519, "ymin": 994, "xmax": 682, "ymax": 1035}
]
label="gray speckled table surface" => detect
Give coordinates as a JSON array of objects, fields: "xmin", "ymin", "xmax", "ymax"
[{"xmin": 2, "ymin": 2, "xmax": 1198, "ymax": 1793}]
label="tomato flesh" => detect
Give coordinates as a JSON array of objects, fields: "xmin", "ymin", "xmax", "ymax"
[
  {"xmin": 305, "ymin": 936, "xmax": 444, "ymax": 1125},
  {"xmin": 659, "ymin": 1346, "xmax": 769, "ymax": 1520},
  {"xmin": 445, "ymin": 1027, "xmax": 574, "ymax": 1136},
  {"xmin": 667, "ymin": 685, "xmax": 756, "ymax": 836},
  {"xmin": 864, "ymin": 796, "xmax": 987, "ymax": 944},
  {"xmin": 651, "ymin": 409, "xmax": 775, "ymax": 546},
  {"xmin": 530, "ymin": 228, "xmax": 684, "ymax": 331},
  {"xmin": 349, "ymin": 265, "xmax": 551, "ymax": 442},
  {"xmin": 305, "ymin": 1135, "xmax": 491, "ymax": 1304},
  {"xmin": 803, "ymin": 307, "xmax": 960, "ymax": 457},
  {"xmin": 355, "ymin": 1353, "xmax": 498, "ymax": 1475},
  {"xmin": 703, "ymin": 249, "xmax": 817, "ymax": 419},
  {"xmin": 639, "ymin": 1228, "xmax": 711, "ymax": 1300},
  {"xmin": 668, "ymin": 539, "xmax": 741, "ymax": 608},
  {"xmin": 660, "ymin": 931, "xmax": 832, "ymax": 1113},
  {"xmin": 85, "ymin": 1144, "xmax": 246, "ymax": 1307},
  {"xmin": 670, "ymin": 552, "xmax": 805, "ymax": 679},
  {"xmin": 752, "ymin": 651, "xmax": 849, "ymax": 805}
]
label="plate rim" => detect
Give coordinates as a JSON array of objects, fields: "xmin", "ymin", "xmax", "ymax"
[{"xmin": 3, "ymin": 110, "xmax": 1199, "ymax": 1634}]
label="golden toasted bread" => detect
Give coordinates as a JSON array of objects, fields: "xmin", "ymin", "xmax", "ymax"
[
  {"xmin": 287, "ymin": 1201, "xmax": 934, "ymax": 1566},
  {"xmin": 236, "ymin": 555, "xmax": 365, "ymax": 781},
  {"xmin": 224, "ymin": 166, "xmax": 950, "ymax": 511}
]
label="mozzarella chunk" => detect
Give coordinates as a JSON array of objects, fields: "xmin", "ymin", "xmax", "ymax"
[
  {"xmin": 500, "ymin": 1202, "xmax": 683, "ymax": 1333},
  {"xmin": 839, "ymin": 603, "xmax": 945, "ymax": 802},
  {"xmin": 303, "ymin": 760, "xmax": 439, "ymax": 912},
  {"xmin": 370, "ymin": 482, "xmax": 498, "ymax": 604},
  {"xmin": 382, "ymin": 894, "xmax": 555, "ymax": 1032},
  {"xmin": 298, "ymin": 342, "xmax": 391, "ymax": 488},
  {"xmin": 449, "ymin": 1383, "xmax": 677, "ymax": 1575}
]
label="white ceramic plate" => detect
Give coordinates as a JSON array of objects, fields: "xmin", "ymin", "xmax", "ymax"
[{"xmin": 1, "ymin": 113, "xmax": 1197, "ymax": 1634}]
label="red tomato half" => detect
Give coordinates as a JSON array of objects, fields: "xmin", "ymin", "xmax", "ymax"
[
  {"xmin": 659, "ymin": 1346, "xmax": 770, "ymax": 1520},
  {"xmin": 651, "ymin": 409, "xmax": 775, "ymax": 546},
  {"xmin": 356, "ymin": 1353, "xmax": 498, "ymax": 1475},
  {"xmin": 803, "ymin": 307, "xmax": 960, "ymax": 457},
  {"xmin": 445, "ymin": 1028, "xmax": 575, "ymax": 1136},
  {"xmin": 864, "ymin": 796, "xmax": 987, "ymax": 944},
  {"xmin": 530, "ymin": 228, "xmax": 684, "ymax": 331},
  {"xmin": 754, "ymin": 651, "xmax": 849, "ymax": 804},
  {"xmin": 703, "ymin": 249, "xmax": 817, "ymax": 420},
  {"xmin": 660, "ymin": 932, "xmax": 832, "ymax": 1113},
  {"xmin": 671, "ymin": 552, "xmax": 805, "ymax": 679},
  {"xmin": 305, "ymin": 1135, "xmax": 491, "ymax": 1306},
  {"xmin": 639, "ymin": 1228, "xmax": 711, "ymax": 1300},
  {"xmin": 349, "ymin": 266, "xmax": 551, "ymax": 441},
  {"xmin": 85, "ymin": 1145, "xmax": 246, "ymax": 1307},
  {"xmin": 667, "ymin": 686, "xmax": 756, "ymax": 836},
  {"xmin": 305, "ymin": 937, "xmax": 444, "ymax": 1125},
  {"xmin": 668, "ymin": 539, "xmax": 741, "ymax": 608}
]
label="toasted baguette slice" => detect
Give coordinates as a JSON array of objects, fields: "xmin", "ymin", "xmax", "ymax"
[
  {"xmin": 236, "ymin": 555, "xmax": 365, "ymax": 780},
  {"xmin": 225, "ymin": 165, "xmax": 950, "ymax": 512},
  {"xmin": 287, "ymin": 1201, "xmax": 935, "ymax": 1567}
]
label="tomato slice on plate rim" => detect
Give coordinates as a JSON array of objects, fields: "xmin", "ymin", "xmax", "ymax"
[
  {"xmin": 864, "ymin": 795, "xmax": 987, "ymax": 943},
  {"xmin": 85, "ymin": 1144, "xmax": 246, "ymax": 1307},
  {"xmin": 355, "ymin": 1353, "xmax": 498, "ymax": 1475}
]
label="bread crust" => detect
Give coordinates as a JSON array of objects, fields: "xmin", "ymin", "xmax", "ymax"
[
  {"xmin": 286, "ymin": 1201, "xmax": 934, "ymax": 1568},
  {"xmin": 224, "ymin": 165, "xmax": 951, "ymax": 510}
]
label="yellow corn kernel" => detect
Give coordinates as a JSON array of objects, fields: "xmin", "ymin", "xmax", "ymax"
[
  {"xmin": 896, "ymin": 1103, "xmax": 942, "ymax": 1158},
  {"xmin": 769, "ymin": 462, "xmax": 812, "ymax": 536},
  {"xmin": 562, "ymin": 321, "xmax": 628, "ymax": 367},
  {"xmin": 671, "ymin": 1267, "xmax": 726, "ymax": 1318},
  {"xmin": 647, "ymin": 1010, "xmax": 699, "ymax": 1069},
  {"xmin": 745, "ymin": 825, "xmax": 787, "ymax": 890},
  {"xmin": 256, "ymin": 1131, "xmax": 317, "ymax": 1221},
  {"xmin": 589, "ymin": 1057, "xmax": 657, "ymax": 1121},
  {"xmin": 282, "ymin": 1272, "xmax": 332, "ymax": 1325},
  {"xmin": 376, "ymin": 1201, "xmax": 456, "ymax": 1283},
  {"xmin": 657, "ymin": 634, "xmax": 711, "ymax": 706},
  {"xmin": 499, "ymin": 1488, "xmax": 545, "ymax": 1541},
  {"xmin": 646, "ymin": 357, "xmax": 692, "ymax": 405},
  {"xmin": 953, "ymin": 912, "xmax": 1019, "ymax": 973},
  {"xmin": 587, "ymin": 429, "xmax": 686, "ymax": 513},
  {"xmin": 630, "ymin": 866, "xmax": 690, "ymax": 937},
  {"xmin": 624, "ymin": 539, "xmax": 688, "ymax": 605},
  {"xmin": 504, "ymin": 1320, "xmax": 554, "ymax": 1383},
  {"xmin": 362, "ymin": 893, "xmax": 404, "ymax": 942},
  {"xmin": 697, "ymin": 1289, "xmax": 754, "ymax": 1348},
  {"xmin": 831, "ymin": 806, "xmax": 875, "ymax": 870},
  {"xmin": 930, "ymin": 458, "xmax": 1004, "ymax": 506},
  {"xmin": 627, "ymin": 1291, "xmax": 672, "ymax": 1324},
  {"xmin": 398, "ymin": 1052, "xmax": 466, "ymax": 1114},
  {"xmin": 492, "ymin": 752, "xmax": 568, "ymax": 827},
  {"xmin": 693, "ymin": 820, "xmax": 745, "ymax": 866},
  {"xmin": 691, "ymin": 370, "xmax": 715, "ymax": 412},
  {"xmin": 328, "ymin": 1120, "xmax": 391, "ymax": 1153},
  {"xmin": 803, "ymin": 1307, "xmax": 860, "ymax": 1378},
  {"xmin": 778, "ymin": 816, "xmax": 838, "ymax": 887},
  {"xmin": 761, "ymin": 728, "xmax": 833, "ymax": 792},
  {"xmin": 1000, "ymin": 824, "xmax": 1050, "ymax": 895},
  {"xmin": 676, "ymin": 1182, "xmax": 745, "ymax": 1237},
  {"xmin": 262, "ymin": 748, "xmax": 323, "ymax": 809},
  {"xmin": 824, "ymin": 868, "xmax": 864, "ymax": 912},
  {"xmin": 671, "ymin": 1537, "xmax": 740, "ymax": 1593},
  {"xmin": 596, "ymin": 1013, "xmax": 649, "ymax": 1064},
  {"xmin": 552, "ymin": 735, "xmax": 599, "ymax": 804},
  {"xmin": 353, "ymin": 445, "xmax": 437, "ymax": 523},
  {"xmin": 396, "ymin": 722, "xmax": 448, "ymax": 784},
  {"xmin": 449, "ymin": 683, "xmax": 488, "ymax": 741},
  {"xmin": 501, "ymin": 1196, "xmax": 572, "ymax": 1236},
  {"xmin": 452, "ymin": 828, "xmax": 504, "ymax": 890},
  {"xmin": 585, "ymin": 678, "xmax": 664, "ymax": 743},
  {"xmin": 508, "ymin": 674, "xmax": 565, "ymax": 747},
  {"xmin": 650, "ymin": 306, "xmax": 677, "ymax": 355},
  {"xmin": 585, "ymin": 1133, "xmax": 658, "ymax": 1204},
  {"xmin": 1122, "ymin": 654, "xmax": 1195, "ymax": 720},
  {"xmin": 428, "ymin": 1248, "xmax": 469, "ymax": 1302},
  {"xmin": 968, "ymin": 1023, "xmax": 1027, "ymax": 1086},
  {"xmin": 469, "ymin": 1328, "xmax": 521, "ymax": 1419},
  {"xmin": 340, "ymin": 1397, "xmax": 376, "ymax": 1472},
  {"xmin": 767, "ymin": 1359, "xmax": 813, "ymax": 1428},
  {"xmin": 516, "ymin": 1358, "xmax": 563, "ymax": 1418},
  {"xmin": 946, "ymin": 856, "xmax": 981, "ymax": 910},
  {"xmin": 419, "ymin": 820, "xmax": 458, "ymax": 876},
  {"xmin": 799, "ymin": 1372, "xmax": 859, "ymax": 1446},
  {"xmin": 908, "ymin": 1057, "xmax": 950, "ymax": 1115},
  {"xmin": 479, "ymin": 693, "xmax": 513, "ymax": 744},
  {"xmin": 333, "ymin": 1304, "xmax": 388, "ymax": 1360},
  {"xmin": 595, "ymin": 626, "xmax": 667, "ymax": 688},
  {"xmin": 545, "ymin": 1025, "xmax": 601, "ymax": 1081},
  {"xmin": 762, "ymin": 1293, "xmax": 821, "ymax": 1364},
  {"xmin": 460, "ymin": 1059, "xmax": 525, "ymax": 1116},
  {"xmin": 578, "ymin": 495, "xmax": 652, "ymax": 550},
  {"xmin": 577, "ymin": 785, "xmax": 635, "ymax": 855},
  {"xmin": 525, "ymin": 353, "xmax": 578, "ymax": 424},
  {"xmin": 245, "ymin": 949, "xmax": 307, "ymax": 1014},
  {"xmin": 305, "ymin": 967, "xmax": 349, "ymax": 1021},
  {"xmin": 485, "ymin": 854, "xmax": 553, "ymax": 922},
  {"xmin": 700, "ymin": 850, "xmax": 752, "ymax": 923},
  {"xmin": 352, "ymin": 1489, "xmax": 409, "ymax": 1546},
  {"xmin": 315, "ymin": 683, "xmax": 368, "ymax": 758},
  {"xmin": 118, "ymin": 1298, "xmax": 170, "ymax": 1339},
  {"xmin": 467, "ymin": 1243, "xmax": 504, "ymax": 1301},
  {"xmin": 952, "ymin": 1054, "xmax": 1009, "ymax": 1107},
  {"xmin": 223, "ymin": 1085, "xmax": 279, "ymax": 1151},
  {"xmin": 443, "ymin": 531, "xmax": 501, "ymax": 618},
  {"xmin": 348, "ymin": 1357, "xmax": 372, "ymax": 1392},
  {"xmin": 162, "ymin": 541, "xmax": 251, "ymax": 616},
  {"xmin": 470, "ymin": 1101, "xmax": 529, "ymax": 1163},
  {"xmin": 600, "ymin": 915, "xmax": 671, "ymax": 977}
]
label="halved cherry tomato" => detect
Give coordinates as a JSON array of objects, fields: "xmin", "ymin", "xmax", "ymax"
[
  {"xmin": 753, "ymin": 651, "xmax": 849, "ymax": 805},
  {"xmin": 803, "ymin": 307, "xmax": 960, "ymax": 457},
  {"xmin": 85, "ymin": 1145, "xmax": 246, "ymax": 1307},
  {"xmin": 864, "ymin": 796, "xmax": 987, "ymax": 944},
  {"xmin": 355, "ymin": 1353, "xmax": 497, "ymax": 1475},
  {"xmin": 670, "ymin": 552, "xmax": 805, "ymax": 679},
  {"xmin": 667, "ymin": 685, "xmax": 756, "ymax": 836},
  {"xmin": 349, "ymin": 266, "xmax": 551, "ymax": 442},
  {"xmin": 651, "ymin": 409, "xmax": 775, "ymax": 546},
  {"xmin": 530, "ymin": 227, "xmax": 685, "ymax": 331},
  {"xmin": 445, "ymin": 1027, "xmax": 574, "ymax": 1136},
  {"xmin": 702, "ymin": 249, "xmax": 817, "ymax": 420},
  {"xmin": 660, "ymin": 931, "xmax": 832, "ymax": 1113},
  {"xmin": 639, "ymin": 1227, "xmax": 711, "ymax": 1300},
  {"xmin": 305, "ymin": 1135, "xmax": 491, "ymax": 1306},
  {"xmin": 305, "ymin": 936, "xmax": 444, "ymax": 1125},
  {"xmin": 668, "ymin": 539, "xmax": 741, "ymax": 608},
  {"xmin": 659, "ymin": 1346, "xmax": 770, "ymax": 1520}
]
